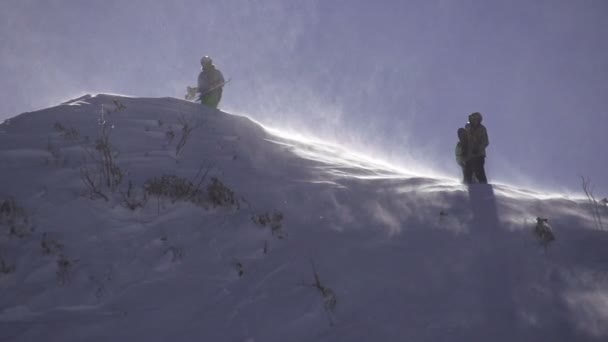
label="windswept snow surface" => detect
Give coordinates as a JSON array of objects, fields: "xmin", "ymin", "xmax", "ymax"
[{"xmin": 1, "ymin": 94, "xmax": 607, "ymax": 342}]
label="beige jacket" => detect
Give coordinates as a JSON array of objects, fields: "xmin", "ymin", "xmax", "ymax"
[{"xmin": 465, "ymin": 123, "xmax": 489, "ymax": 158}]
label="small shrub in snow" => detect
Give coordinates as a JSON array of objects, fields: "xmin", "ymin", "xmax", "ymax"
[
  {"xmin": 175, "ymin": 114, "xmax": 203, "ymax": 157},
  {"xmin": 41, "ymin": 232, "xmax": 64, "ymax": 255},
  {"xmin": 534, "ymin": 217, "xmax": 555, "ymax": 252},
  {"xmin": 165, "ymin": 246, "xmax": 184, "ymax": 262},
  {"xmin": 207, "ymin": 177, "xmax": 239, "ymax": 208},
  {"xmin": 121, "ymin": 180, "xmax": 148, "ymax": 210},
  {"xmin": 110, "ymin": 99, "xmax": 126, "ymax": 112},
  {"xmin": 164, "ymin": 129, "xmax": 176, "ymax": 148},
  {"xmin": 56, "ymin": 254, "xmax": 77, "ymax": 285},
  {"xmin": 53, "ymin": 121, "xmax": 65, "ymax": 132},
  {"xmin": 581, "ymin": 176, "xmax": 606, "ymax": 230},
  {"xmin": 47, "ymin": 122, "xmax": 80, "ymax": 166},
  {"xmin": 46, "ymin": 136, "xmax": 63, "ymax": 165},
  {"xmin": 93, "ymin": 125, "xmax": 123, "ymax": 190},
  {"xmin": 0, "ymin": 199, "xmax": 34, "ymax": 238},
  {"xmin": 160, "ymin": 231, "xmax": 168, "ymax": 242},
  {"xmin": 89, "ymin": 275, "xmax": 106, "ymax": 299},
  {"xmin": 53, "ymin": 122, "xmax": 80, "ymax": 141},
  {"xmin": 252, "ymin": 211, "xmax": 285, "ymax": 238},
  {"xmin": 79, "ymin": 109, "xmax": 124, "ymax": 200},
  {"xmin": 306, "ymin": 260, "xmax": 337, "ymax": 326},
  {"xmin": 144, "ymin": 164, "xmax": 214, "ymax": 208},
  {"xmin": 51, "ymin": 118, "xmax": 122, "ymax": 201},
  {"xmin": 235, "ymin": 261, "xmax": 244, "ymax": 277},
  {"xmin": 144, "ymin": 174, "xmax": 201, "ymax": 203},
  {"xmin": 0, "ymin": 259, "xmax": 16, "ymax": 275},
  {"xmin": 80, "ymin": 167, "xmax": 110, "ymax": 201}
]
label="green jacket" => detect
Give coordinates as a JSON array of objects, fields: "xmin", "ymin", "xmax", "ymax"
[{"xmin": 197, "ymin": 65, "xmax": 225, "ymax": 108}]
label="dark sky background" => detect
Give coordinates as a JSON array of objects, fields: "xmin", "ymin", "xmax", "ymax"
[{"xmin": 1, "ymin": 0, "xmax": 607, "ymax": 194}]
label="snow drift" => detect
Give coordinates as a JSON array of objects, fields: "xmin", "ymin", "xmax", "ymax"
[{"xmin": 0, "ymin": 94, "xmax": 607, "ymax": 342}]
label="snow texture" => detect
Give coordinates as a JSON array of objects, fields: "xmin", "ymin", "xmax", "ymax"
[{"xmin": 1, "ymin": 94, "xmax": 607, "ymax": 342}]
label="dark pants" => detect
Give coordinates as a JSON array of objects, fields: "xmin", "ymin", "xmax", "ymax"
[{"xmin": 464, "ymin": 156, "xmax": 487, "ymax": 184}]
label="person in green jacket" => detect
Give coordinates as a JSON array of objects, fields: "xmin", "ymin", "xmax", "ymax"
[{"xmin": 197, "ymin": 56, "xmax": 225, "ymax": 108}]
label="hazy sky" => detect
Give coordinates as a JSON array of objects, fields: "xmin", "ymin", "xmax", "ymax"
[{"xmin": 1, "ymin": 0, "xmax": 607, "ymax": 194}]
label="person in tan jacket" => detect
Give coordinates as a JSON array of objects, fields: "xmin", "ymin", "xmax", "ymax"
[
  {"xmin": 455, "ymin": 127, "xmax": 469, "ymax": 182},
  {"xmin": 463, "ymin": 112, "xmax": 489, "ymax": 184}
]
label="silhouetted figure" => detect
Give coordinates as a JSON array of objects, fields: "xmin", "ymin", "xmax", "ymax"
[
  {"xmin": 455, "ymin": 127, "xmax": 470, "ymax": 182},
  {"xmin": 463, "ymin": 112, "xmax": 489, "ymax": 184},
  {"xmin": 197, "ymin": 55, "xmax": 225, "ymax": 108}
]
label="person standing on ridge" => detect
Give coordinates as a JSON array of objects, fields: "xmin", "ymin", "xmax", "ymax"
[
  {"xmin": 197, "ymin": 55, "xmax": 225, "ymax": 108},
  {"xmin": 463, "ymin": 112, "xmax": 489, "ymax": 184},
  {"xmin": 455, "ymin": 127, "xmax": 470, "ymax": 183}
]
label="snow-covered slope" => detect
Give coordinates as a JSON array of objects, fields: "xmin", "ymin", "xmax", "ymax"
[{"xmin": 1, "ymin": 94, "xmax": 607, "ymax": 342}]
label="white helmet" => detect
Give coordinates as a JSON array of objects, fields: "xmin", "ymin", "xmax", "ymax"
[{"xmin": 200, "ymin": 56, "xmax": 213, "ymax": 67}]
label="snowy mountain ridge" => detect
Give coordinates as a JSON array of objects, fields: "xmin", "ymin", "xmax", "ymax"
[{"xmin": 1, "ymin": 94, "xmax": 607, "ymax": 342}]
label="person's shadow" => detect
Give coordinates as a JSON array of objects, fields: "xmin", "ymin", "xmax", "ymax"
[
  {"xmin": 466, "ymin": 183, "xmax": 521, "ymax": 341},
  {"xmin": 468, "ymin": 183, "xmax": 499, "ymax": 230}
]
